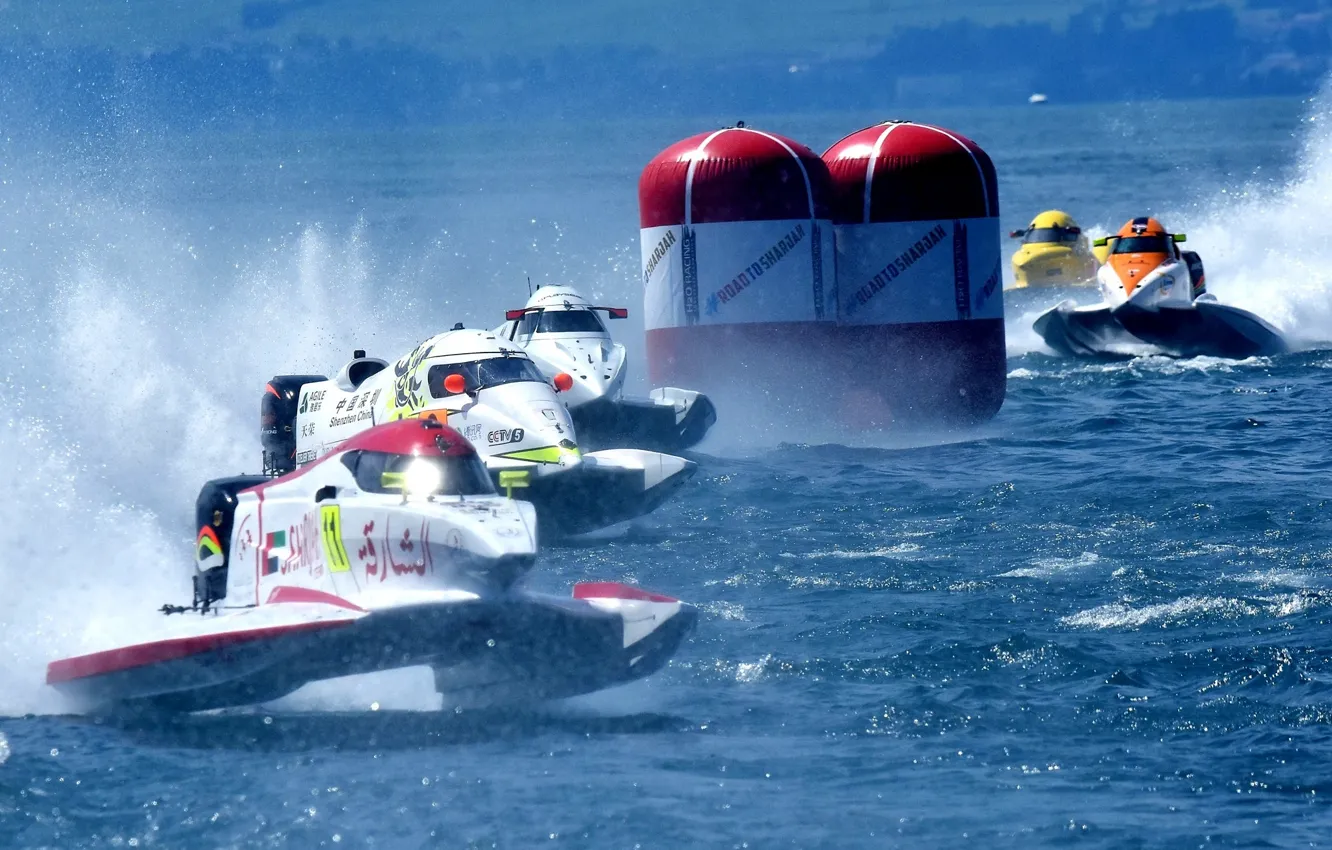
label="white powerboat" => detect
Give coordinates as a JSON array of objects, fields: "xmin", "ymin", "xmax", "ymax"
[
  {"xmin": 260, "ymin": 327, "xmax": 697, "ymax": 536},
  {"xmin": 1034, "ymin": 217, "xmax": 1286, "ymax": 359},
  {"xmin": 48, "ymin": 419, "xmax": 697, "ymax": 713},
  {"xmin": 494, "ymin": 286, "xmax": 716, "ymax": 452}
]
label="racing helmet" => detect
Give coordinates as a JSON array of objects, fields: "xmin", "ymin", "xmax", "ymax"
[
  {"xmin": 1115, "ymin": 217, "xmax": 1167, "ymax": 240},
  {"xmin": 1029, "ymin": 209, "xmax": 1079, "ymax": 231}
]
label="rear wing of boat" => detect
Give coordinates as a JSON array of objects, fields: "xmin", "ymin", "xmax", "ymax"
[{"xmin": 504, "ymin": 306, "xmax": 629, "ymax": 321}]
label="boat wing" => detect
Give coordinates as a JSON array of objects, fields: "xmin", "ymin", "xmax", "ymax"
[{"xmin": 1033, "ymin": 300, "xmax": 1139, "ymax": 357}]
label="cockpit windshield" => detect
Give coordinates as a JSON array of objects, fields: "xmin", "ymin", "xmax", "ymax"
[
  {"xmin": 1112, "ymin": 236, "xmax": 1170, "ymax": 255},
  {"xmin": 1023, "ymin": 227, "xmax": 1080, "ymax": 244},
  {"xmin": 516, "ymin": 308, "xmax": 606, "ymax": 336},
  {"xmin": 428, "ymin": 357, "xmax": 546, "ymax": 398},
  {"xmin": 341, "ymin": 450, "xmax": 495, "ymax": 496}
]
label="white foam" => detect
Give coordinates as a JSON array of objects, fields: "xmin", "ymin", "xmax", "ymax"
[
  {"xmin": 0, "ymin": 192, "xmax": 436, "ymax": 714},
  {"xmin": 1062, "ymin": 596, "xmax": 1259, "ymax": 629},
  {"xmin": 779, "ymin": 543, "xmax": 925, "ymax": 560},
  {"xmin": 1059, "ymin": 592, "xmax": 1326, "ymax": 630},
  {"xmin": 1172, "ymin": 94, "xmax": 1332, "ymax": 347},
  {"xmin": 999, "ymin": 551, "xmax": 1100, "ymax": 579}
]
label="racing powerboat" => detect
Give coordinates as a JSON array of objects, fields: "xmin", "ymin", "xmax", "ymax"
[
  {"xmin": 1008, "ymin": 210, "xmax": 1098, "ymax": 289},
  {"xmin": 47, "ymin": 419, "xmax": 697, "ymax": 713},
  {"xmin": 493, "ymin": 286, "xmax": 716, "ymax": 453},
  {"xmin": 1033, "ymin": 217, "xmax": 1287, "ymax": 359},
  {"xmin": 260, "ymin": 328, "xmax": 697, "ymax": 536}
]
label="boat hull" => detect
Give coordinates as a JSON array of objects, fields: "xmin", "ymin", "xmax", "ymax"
[
  {"xmin": 48, "ymin": 587, "xmax": 696, "ymax": 713},
  {"xmin": 1034, "ymin": 299, "xmax": 1287, "ymax": 359},
  {"xmin": 569, "ymin": 390, "xmax": 716, "ymax": 454}
]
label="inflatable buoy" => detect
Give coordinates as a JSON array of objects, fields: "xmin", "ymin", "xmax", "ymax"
[
  {"xmin": 823, "ymin": 120, "xmax": 1006, "ymax": 424},
  {"xmin": 639, "ymin": 127, "xmax": 837, "ymax": 393},
  {"xmin": 639, "ymin": 121, "xmax": 1006, "ymax": 429}
]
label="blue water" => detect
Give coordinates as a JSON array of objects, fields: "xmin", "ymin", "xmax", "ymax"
[{"xmin": 5, "ymin": 97, "xmax": 1332, "ymax": 846}]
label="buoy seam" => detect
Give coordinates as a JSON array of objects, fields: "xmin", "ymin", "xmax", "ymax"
[
  {"xmin": 743, "ymin": 127, "xmax": 824, "ymax": 319},
  {"xmin": 683, "ymin": 129, "xmax": 729, "ymax": 227},
  {"xmin": 917, "ymin": 125, "xmax": 991, "ymax": 218},
  {"xmin": 742, "ymin": 127, "xmax": 817, "ymax": 222},
  {"xmin": 865, "ymin": 122, "xmax": 900, "ymax": 224}
]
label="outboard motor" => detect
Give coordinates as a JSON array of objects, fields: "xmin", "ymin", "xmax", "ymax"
[
  {"xmin": 193, "ymin": 474, "xmax": 269, "ymax": 610},
  {"xmin": 261, "ymin": 374, "xmax": 326, "ymax": 475},
  {"xmin": 1183, "ymin": 251, "xmax": 1206, "ymax": 297}
]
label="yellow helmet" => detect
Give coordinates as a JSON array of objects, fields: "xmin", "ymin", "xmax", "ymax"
[{"xmin": 1029, "ymin": 210, "xmax": 1079, "ymax": 230}]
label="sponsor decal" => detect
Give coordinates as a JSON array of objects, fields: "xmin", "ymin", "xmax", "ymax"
[
  {"xmin": 235, "ymin": 516, "xmax": 255, "ymax": 563},
  {"xmin": 363, "ymin": 518, "xmax": 433, "ymax": 581},
  {"xmin": 300, "ymin": 422, "xmax": 316, "ymax": 438},
  {"xmin": 643, "ymin": 229, "xmax": 677, "ymax": 284},
  {"xmin": 487, "ymin": 428, "xmax": 525, "ymax": 445},
  {"xmin": 953, "ymin": 220, "xmax": 971, "ymax": 320},
  {"xmin": 329, "ymin": 408, "xmax": 375, "ymax": 428},
  {"xmin": 811, "ymin": 221, "xmax": 825, "ymax": 320},
  {"xmin": 391, "ymin": 341, "xmax": 434, "ymax": 418},
  {"xmin": 320, "ymin": 505, "xmax": 352, "ymax": 573},
  {"xmin": 279, "ymin": 511, "xmax": 322, "ymax": 577},
  {"xmin": 299, "ymin": 389, "xmax": 326, "ymax": 414},
  {"xmin": 706, "ymin": 223, "xmax": 806, "ymax": 316},
  {"xmin": 384, "ymin": 519, "xmax": 427, "ymax": 578},
  {"xmin": 294, "ymin": 449, "xmax": 318, "ymax": 464},
  {"xmin": 495, "ymin": 444, "xmax": 579, "ymax": 464},
  {"xmin": 463, "ymin": 424, "xmax": 483, "ymax": 441},
  {"xmin": 845, "ymin": 223, "xmax": 948, "ymax": 316},
  {"xmin": 974, "ymin": 260, "xmax": 1001, "ymax": 312},
  {"xmin": 196, "ymin": 526, "xmax": 223, "ymax": 569},
  {"xmin": 681, "ymin": 226, "xmax": 699, "ymax": 325},
  {"xmin": 357, "ymin": 520, "xmax": 378, "ymax": 577}
]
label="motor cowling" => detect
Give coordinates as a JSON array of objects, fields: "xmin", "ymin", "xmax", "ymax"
[
  {"xmin": 261, "ymin": 374, "xmax": 327, "ymax": 475},
  {"xmin": 1183, "ymin": 251, "xmax": 1206, "ymax": 297},
  {"xmin": 194, "ymin": 474, "xmax": 269, "ymax": 609}
]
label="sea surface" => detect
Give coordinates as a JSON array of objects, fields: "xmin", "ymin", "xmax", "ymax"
[{"xmin": 4, "ymin": 96, "xmax": 1332, "ymax": 847}]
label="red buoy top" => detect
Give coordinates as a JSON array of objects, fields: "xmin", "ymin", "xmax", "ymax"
[
  {"xmin": 639, "ymin": 127, "xmax": 832, "ymax": 228},
  {"xmin": 823, "ymin": 121, "xmax": 999, "ymax": 225},
  {"xmin": 340, "ymin": 418, "xmax": 476, "ymax": 458}
]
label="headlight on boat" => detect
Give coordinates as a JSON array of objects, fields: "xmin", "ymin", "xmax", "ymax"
[{"xmin": 402, "ymin": 459, "xmax": 443, "ymax": 498}]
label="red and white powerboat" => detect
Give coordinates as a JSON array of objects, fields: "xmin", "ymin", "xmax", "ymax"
[{"xmin": 47, "ymin": 418, "xmax": 696, "ymax": 713}]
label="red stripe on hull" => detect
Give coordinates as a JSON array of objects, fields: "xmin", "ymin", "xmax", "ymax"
[
  {"xmin": 646, "ymin": 320, "xmax": 1006, "ymax": 425},
  {"xmin": 266, "ymin": 586, "xmax": 366, "ymax": 611},
  {"xmin": 45, "ymin": 619, "xmax": 352, "ymax": 685},
  {"xmin": 573, "ymin": 582, "xmax": 679, "ymax": 603}
]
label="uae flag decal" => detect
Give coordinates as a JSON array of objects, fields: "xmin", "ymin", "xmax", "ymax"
[{"xmin": 263, "ymin": 530, "xmax": 287, "ymax": 575}]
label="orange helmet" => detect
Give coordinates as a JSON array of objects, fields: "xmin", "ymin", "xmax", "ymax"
[
  {"xmin": 1107, "ymin": 217, "xmax": 1175, "ymax": 295},
  {"xmin": 1116, "ymin": 217, "xmax": 1167, "ymax": 239}
]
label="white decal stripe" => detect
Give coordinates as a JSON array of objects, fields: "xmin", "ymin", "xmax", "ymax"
[
  {"xmin": 744, "ymin": 128, "xmax": 817, "ymax": 221},
  {"xmin": 683, "ymin": 129, "xmax": 729, "ymax": 227},
  {"xmin": 918, "ymin": 124, "xmax": 991, "ymax": 218},
  {"xmin": 865, "ymin": 122, "xmax": 899, "ymax": 224}
]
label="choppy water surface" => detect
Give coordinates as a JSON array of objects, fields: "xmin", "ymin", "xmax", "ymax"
[{"xmin": 4, "ymin": 97, "xmax": 1332, "ymax": 846}]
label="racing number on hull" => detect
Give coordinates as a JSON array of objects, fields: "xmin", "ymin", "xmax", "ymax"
[{"xmin": 320, "ymin": 505, "xmax": 352, "ymax": 573}]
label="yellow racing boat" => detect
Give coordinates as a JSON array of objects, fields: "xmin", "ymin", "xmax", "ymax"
[{"xmin": 1008, "ymin": 210, "xmax": 1098, "ymax": 288}]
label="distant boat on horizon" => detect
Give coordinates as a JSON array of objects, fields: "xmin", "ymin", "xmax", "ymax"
[{"xmin": 1028, "ymin": 93, "xmax": 1049, "ymax": 105}]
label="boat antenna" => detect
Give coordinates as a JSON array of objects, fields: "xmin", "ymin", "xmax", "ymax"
[{"xmin": 526, "ymin": 275, "xmax": 532, "ymax": 296}]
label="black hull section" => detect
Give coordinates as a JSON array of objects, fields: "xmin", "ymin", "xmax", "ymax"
[
  {"xmin": 509, "ymin": 460, "xmax": 696, "ymax": 537},
  {"xmin": 570, "ymin": 395, "xmax": 717, "ymax": 454},
  {"xmin": 1034, "ymin": 301, "xmax": 1287, "ymax": 360}
]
